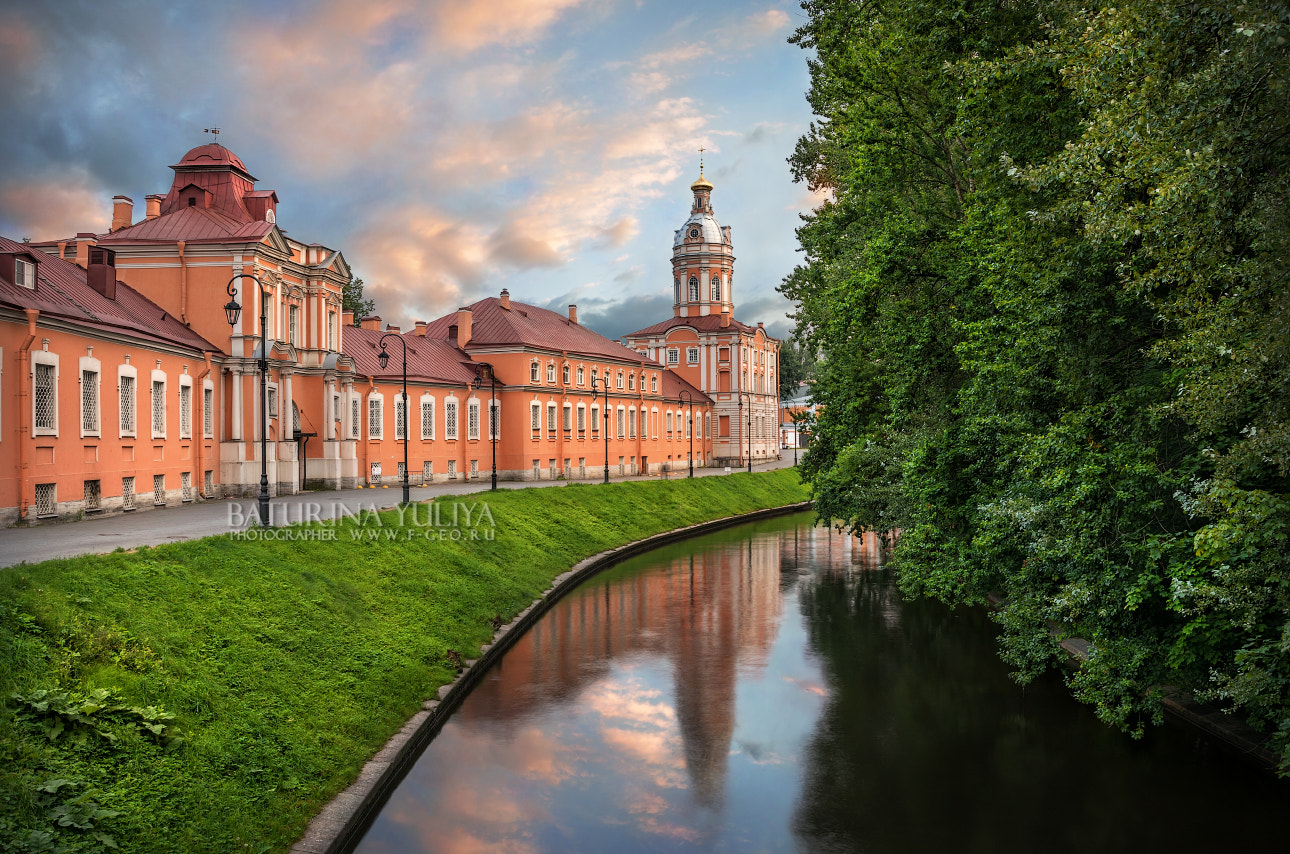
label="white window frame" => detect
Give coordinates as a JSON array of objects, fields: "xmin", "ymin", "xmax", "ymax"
[
  {"xmin": 467, "ymin": 398, "xmax": 480, "ymax": 440},
  {"xmin": 628, "ymin": 406, "xmax": 636, "ymax": 439},
  {"xmin": 368, "ymin": 391, "xmax": 384, "ymax": 439},
  {"xmin": 628, "ymin": 373, "xmax": 635, "ymax": 391},
  {"xmin": 577, "ymin": 403, "xmax": 586, "ymax": 433},
  {"xmin": 547, "ymin": 363, "xmax": 555, "ymax": 383},
  {"xmin": 267, "ymin": 383, "xmax": 279, "ymax": 419},
  {"xmin": 590, "ymin": 404, "xmax": 599, "ymax": 435},
  {"xmin": 15, "ymin": 257, "xmax": 36, "ymax": 289},
  {"xmin": 616, "ymin": 371, "xmax": 624, "ymax": 389},
  {"xmin": 78, "ymin": 355, "xmax": 101, "ymax": 438},
  {"xmin": 667, "ymin": 348, "xmax": 679, "ymax": 364},
  {"xmin": 530, "ymin": 362, "xmax": 540, "ymax": 383},
  {"xmin": 711, "ymin": 275, "xmax": 720, "ymax": 300},
  {"xmin": 488, "ymin": 398, "xmax": 500, "ymax": 440},
  {"xmin": 687, "ymin": 347, "xmax": 699, "ymax": 364},
  {"xmin": 203, "ymin": 380, "xmax": 215, "ymax": 439},
  {"xmin": 651, "ymin": 406, "xmax": 659, "ymax": 439},
  {"xmin": 328, "ymin": 310, "xmax": 337, "ymax": 351},
  {"xmin": 32, "ymin": 351, "xmax": 59, "ymax": 437},
  {"xmin": 420, "ymin": 393, "xmax": 436, "ymax": 440},
  {"xmin": 150, "ymin": 369, "xmax": 167, "ymax": 439},
  {"xmin": 563, "ymin": 402, "xmax": 572, "ymax": 432},
  {"xmin": 351, "ymin": 395, "xmax": 361, "ymax": 439},
  {"xmin": 178, "ymin": 375, "xmax": 193, "ymax": 439},
  {"xmin": 576, "ymin": 366, "xmax": 585, "ymax": 386},
  {"xmin": 289, "ymin": 304, "xmax": 300, "ymax": 347},
  {"xmin": 445, "ymin": 395, "xmax": 459, "ymax": 440},
  {"xmin": 617, "ymin": 406, "xmax": 625, "ymax": 439},
  {"xmin": 394, "ymin": 394, "xmax": 406, "ymax": 440},
  {"xmin": 562, "ymin": 364, "xmax": 570, "ymax": 384},
  {"xmin": 547, "ymin": 402, "xmax": 557, "ymax": 435},
  {"xmin": 117, "ymin": 365, "xmax": 138, "ymax": 438},
  {"xmin": 531, "ymin": 401, "xmax": 541, "ymax": 435}
]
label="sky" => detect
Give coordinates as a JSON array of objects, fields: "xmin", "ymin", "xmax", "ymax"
[{"xmin": 0, "ymin": 0, "xmax": 822, "ymax": 342}]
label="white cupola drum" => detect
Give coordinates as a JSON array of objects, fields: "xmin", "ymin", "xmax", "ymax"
[{"xmin": 671, "ymin": 158, "xmax": 734, "ymax": 318}]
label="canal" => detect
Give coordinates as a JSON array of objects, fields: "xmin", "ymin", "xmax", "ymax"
[{"xmin": 354, "ymin": 512, "xmax": 1285, "ymax": 853}]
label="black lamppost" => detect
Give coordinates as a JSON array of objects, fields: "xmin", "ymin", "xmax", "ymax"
[
  {"xmin": 472, "ymin": 362, "xmax": 498, "ymax": 490},
  {"xmin": 377, "ymin": 333, "xmax": 410, "ymax": 506},
  {"xmin": 224, "ymin": 273, "xmax": 273, "ymax": 527},
  {"xmin": 738, "ymin": 391, "xmax": 753, "ymax": 473},
  {"xmin": 678, "ymin": 389, "xmax": 694, "ymax": 478},
  {"xmin": 591, "ymin": 376, "xmax": 610, "ymax": 484}
]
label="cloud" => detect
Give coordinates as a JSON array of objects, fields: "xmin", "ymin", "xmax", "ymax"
[
  {"xmin": 744, "ymin": 121, "xmax": 786, "ymax": 144},
  {"xmin": 488, "ymin": 223, "xmax": 565, "ymax": 268},
  {"xmin": 0, "ymin": 171, "xmax": 109, "ymax": 238},
  {"xmin": 433, "ymin": 0, "xmax": 593, "ymax": 52}
]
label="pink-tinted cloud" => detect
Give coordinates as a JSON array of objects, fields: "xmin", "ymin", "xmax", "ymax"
[
  {"xmin": 0, "ymin": 173, "xmax": 109, "ymax": 239},
  {"xmin": 433, "ymin": 0, "xmax": 594, "ymax": 52}
]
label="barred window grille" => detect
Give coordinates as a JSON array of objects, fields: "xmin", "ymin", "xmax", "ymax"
[
  {"xmin": 292, "ymin": 402, "xmax": 301, "ymax": 435},
  {"xmin": 84, "ymin": 479, "xmax": 101, "ymax": 510},
  {"xmin": 179, "ymin": 384, "xmax": 191, "ymax": 437},
  {"xmin": 122, "ymin": 476, "xmax": 135, "ymax": 510},
  {"xmin": 447, "ymin": 459, "xmax": 457, "ymax": 478},
  {"xmin": 490, "ymin": 401, "xmax": 499, "ymax": 439},
  {"xmin": 533, "ymin": 459, "xmax": 540, "ymax": 478},
  {"xmin": 153, "ymin": 474, "xmax": 165, "ymax": 504},
  {"xmin": 628, "ymin": 409, "xmax": 636, "ymax": 439},
  {"xmin": 467, "ymin": 402, "xmax": 479, "ymax": 440},
  {"xmin": 470, "ymin": 459, "xmax": 479, "ymax": 477},
  {"xmin": 547, "ymin": 404, "xmax": 556, "ymax": 433},
  {"xmin": 369, "ymin": 398, "xmax": 382, "ymax": 438},
  {"xmin": 34, "ymin": 363, "xmax": 55, "ymax": 430},
  {"xmin": 35, "ymin": 483, "xmax": 55, "ymax": 516},
  {"xmin": 370, "ymin": 462, "xmax": 382, "ymax": 485},
  {"xmin": 531, "ymin": 403, "xmax": 540, "ymax": 433},
  {"xmin": 577, "ymin": 406, "xmax": 585, "ymax": 432},
  {"xmin": 267, "ymin": 386, "xmax": 278, "ymax": 419},
  {"xmin": 81, "ymin": 370, "xmax": 99, "ymax": 432},
  {"xmin": 204, "ymin": 388, "xmax": 214, "ymax": 436},
  {"xmin": 204, "ymin": 470, "xmax": 213, "ymax": 497},
  {"xmin": 445, "ymin": 401, "xmax": 458, "ymax": 439},
  {"xmin": 181, "ymin": 471, "xmax": 192, "ymax": 502},
  {"xmin": 591, "ymin": 406, "xmax": 599, "ymax": 434},
  {"xmin": 617, "ymin": 408, "xmax": 625, "ymax": 439},
  {"xmin": 423, "ymin": 460, "xmax": 433, "ymax": 480},
  {"xmin": 120, "ymin": 375, "xmax": 135, "ymax": 433},
  {"xmin": 563, "ymin": 406, "xmax": 571, "ymax": 431},
  {"xmin": 421, "ymin": 401, "xmax": 434, "ymax": 439},
  {"xmin": 397, "ymin": 461, "xmax": 406, "ymax": 481},
  {"xmin": 151, "ymin": 380, "xmax": 165, "ymax": 435},
  {"xmin": 394, "ymin": 398, "xmax": 405, "ymax": 440},
  {"xmin": 351, "ymin": 398, "xmax": 360, "ymax": 437}
]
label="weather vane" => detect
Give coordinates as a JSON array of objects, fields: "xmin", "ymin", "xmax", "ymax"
[
  {"xmin": 698, "ymin": 146, "xmax": 706, "ymax": 172},
  {"xmin": 204, "ymin": 127, "xmax": 221, "ymax": 141}
]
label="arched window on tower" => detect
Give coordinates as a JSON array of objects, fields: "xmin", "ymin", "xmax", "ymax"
[
  {"xmin": 674, "ymin": 278, "xmax": 680, "ymax": 303},
  {"xmin": 688, "ymin": 276, "xmax": 699, "ymax": 302},
  {"xmin": 710, "ymin": 275, "xmax": 720, "ymax": 301}
]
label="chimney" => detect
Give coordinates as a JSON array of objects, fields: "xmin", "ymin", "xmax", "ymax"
[
  {"xmin": 74, "ymin": 233, "xmax": 96, "ymax": 269},
  {"xmin": 87, "ymin": 246, "xmax": 117, "ymax": 300},
  {"xmin": 568, "ymin": 304, "xmax": 577, "ymax": 324},
  {"xmin": 414, "ymin": 320, "xmax": 427, "ymax": 336},
  {"xmin": 720, "ymin": 306, "xmax": 731, "ymax": 328},
  {"xmin": 111, "ymin": 196, "xmax": 133, "ymax": 232},
  {"xmin": 360, "ymin": 315, "xmax": 382, "ymax": 331},
  {"xmin": 385, "ymin": 324, "xmax": 400, "ymax": 334},
  {"xmin": 499, "ymin": 288, "xmax": 510, "ymax": 310},
  {"xmin": 456, "ymin": 308, "xmax": 472, "ymax": 348},
  {"xmin": 342, "ymin": 310, "xmax": 354, "ymax": 327},
  {"xmin": 56, "ymin": 241, "xmax": 67, "ymax": 260},
  {"xmin": 145, "ymin": 194, "xmax": 162, "ymax": 220}
]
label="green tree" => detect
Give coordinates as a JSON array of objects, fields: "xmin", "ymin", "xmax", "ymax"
[
  {"xmin": 342, "ymin": 276, "xmax": 375, "ymax": 324},
  {"xmin": 778, "ymin": 339, "xmax": 815, "ymax": 399}
]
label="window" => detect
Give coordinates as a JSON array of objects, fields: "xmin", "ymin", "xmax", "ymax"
[
  {"xmin": 421, "ymin": 397, "xmax": 435, "ymax": 439},
  {"xmin": 182, "ymin": 471, "xmax": 193, "ymax": 502},
  {"xmin": 577, "ymin": 404, "xmax": 586, "ymax": 433},
  {"xmin": 394, "ymin": 397, "xmax": 405, "ymax": 440},
  {"xmin": 267, "ymin": 386, "xmax": 278, "ymax": 419},
  {"xmin": 118, "ymin": 373, "xmax": 136, "ymax": 435},
  {"xmin": 711, "ymin": 275, "xmax": 720, "ymax": 300},
  {"xmin": 674, "ymin": 277, "xmax": 680, "ymax": 302},
  {"xmin": 34, "ymin": 362, "xmax": 55, "ymax": 433},
  {"xmin": 423, "ymin": 460, "xmax": 433, "ymax": 481},
  {"xmin": 204, "ymin": 470, "xmax": 213, "ymax": 497},
  {"xmin": 531, "ymin": 362, "xmax": 540, "ymax": 383},
  {"xmin": 563, "ymin": 404, "xmax": 572, "ymax": 432},
  {"xmin": 81, "ymin": 370, "xmax": 99, "ymax": 434},
  {"xmin": 15, "ymin": 258, "xmax": 36, "ymax": 289},
  {"xmin": 688, "ymin": 276, "xmax": 698, "ymax": 301},
  {"xmin": 531, "ymin": 402, "xmax": 541, "ymax": 434},
  {"xmin": 489, "ymin": 399, "xmax": 500, "ymax": 439},
  {"xmin": 151, "ymin": 379, "xmax": 166, "ymax": 437},
  {"xmin": 628, "ymin": 373, "xmax": 635, "ymax": 391},
  {"xmin": 445, "ymin": 399, "xmax": 458, "ymax": 439},
  {"xmin": 368, "ymin": 396, "xmax": 382, "ymax": 438},
  {"xmin": 577, "ymin": 366, "xmax": 585, "ymax": 386},
  {"xmin": 179, "ymin": 381, "xmax": 192, "ymax": 438},
  {"xmin": 591, "ymin": 404, "xmax": 599, "ymax": 435},
  {"xmin": 448, "ymin": 459, "xmax": 457, "ymax": 478},
  {"xmin": 204, "ymin": 386, "xmax": 214, "ymax": 437},
  {"xmin": 617, "ymin": 407, "xmax": 625, "ymax": 439},
  {"xmin": 328, "ymin": 311, "xmax": 337, "ymax": 351},
  {"xmin": 650, "ymin": 375, "xmax": 658, "ymax": 393},
  {"xmin": 667, "ymin": 349, "xmax": 679, "ymax": 364},
  {"xmin": 122, "ymin": 476, "xmax": 135, "ymax": 510},
  {"xmin": 467, "ymin": 400, "xmax": 480, "ymax": 440},
  {"xmin": 153, "ymin": 474, "xmax": 166, "ymax": 505},
  {"xmin": 289, "ymin": 305, "xmax": 299, "ymax": 346},
  {"xmin": 628, "ymin": 407, "xmax": 636, "ymax": 439},
  {"xmin": 616, "ymin": 371, "xmax": 623, "ymax": 390},
  {"xmin": 547, "ymin": 403, "xmax": 556, "ymax": 434},
  {"xmin": 687, "ymin": 347, "xmax": 699, "ymax": 364},
  {"xmin": 35, "ymin": 483, "xmax": 55, "ymax": 516},
  {"xmin": 470, "ymin": 459, "xmax": 479, "ymax": 477},
  {"xmin": 351, "ymin": 398, "xmax": 360, "ymax": 438},
  {"xmin": 84, "ymin": 479, "xmax": 101, "ymax": 511},
  {"xmin": 562, "ymin": 365, "xmax": 570, "ymax": 384},
  {"xmin": 547, "ymin": 363, "xmax": 555, "ymax": 383},
  {"xmin": 666, "ymin": 410, "xmax": 673, "ymax": 434}
]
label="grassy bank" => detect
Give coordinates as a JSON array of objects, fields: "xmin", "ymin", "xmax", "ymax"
[{"xmin": 0, "ymin": 470, "xmax": 807, "ymax": 853}]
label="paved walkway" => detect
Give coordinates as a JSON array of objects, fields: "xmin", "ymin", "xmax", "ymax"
[{"xmin": 0, "ymin": 457, "xmax": 798, "ymax": 568}]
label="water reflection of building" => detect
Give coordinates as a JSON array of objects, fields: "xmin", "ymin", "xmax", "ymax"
[{"xmin": 460, "ymin": 533, "xmax": 784, "ymax": 806}]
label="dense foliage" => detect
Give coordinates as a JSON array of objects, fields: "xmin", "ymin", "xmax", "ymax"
[
  {"xmin": 0, "ymin": 471, "xmax": 807, "ymax": 852},
  {"xmin": 784, "ymin": 0, "xmax": 1290, "ymax": 767}
]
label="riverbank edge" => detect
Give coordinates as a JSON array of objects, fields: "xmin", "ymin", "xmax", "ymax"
[
  {"xmin": 985, "ymin": 593, "xmax": 1281, "ymax": 774},
  {"xmin": 289, "ymin": 500, "xmax": 814, "ymax": 854}
]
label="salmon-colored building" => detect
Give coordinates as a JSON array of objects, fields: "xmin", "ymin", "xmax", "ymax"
[{"xmin": 622, "ymin": 166, "xmax": 780, "ymax": 466}]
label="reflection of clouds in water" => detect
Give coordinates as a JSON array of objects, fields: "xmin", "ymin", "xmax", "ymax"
[
  {"xmin": 732, "ymin": 739, "xmax": 791, "ymax": 767},
  {"xmin": 585, "ymin": 678, "xmax": 675, "ymax": 728}
]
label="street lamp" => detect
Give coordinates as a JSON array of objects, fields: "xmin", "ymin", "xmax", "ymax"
[
  {"xmin": 472, "ymin": 362, "xmax": 498, "ymax": 490},
  {"xmin": 590, "ymin": 375, "xmax": 610, "ymax": 484},
  {"xmin": 677, "ymin": 389, "xmax": 694, "ymax": 478},
  {"xmin": 224, "ymin": 273, "xmax": 273, "ymax": 527},
  {"xmin": 738, "ymin": 391, "xmax": 753, "ymax": 473},
  {"xmin": 377, "ymin": 333, "xmax": 410, "ymax": 506}
]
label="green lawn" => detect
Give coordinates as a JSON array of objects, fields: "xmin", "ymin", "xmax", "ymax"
[{"xmin": 0, "ymin": 470, "xmax": 808, "ymax": 853}]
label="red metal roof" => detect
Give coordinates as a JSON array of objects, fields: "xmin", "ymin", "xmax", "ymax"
[
  {"xmin": 624, "ymin": 313, "xmax": 770, "ymax": 338},
  {"xmin": 172, "ymin": 143, "xmax": 255, "ymax": 181},
  {"xmin": 423, "ymin": 297, "xmax": 659, "ymax": 365},
  {"xmin": 96, "ymin": 206, "xmax": 274, "ymax": 244},
  {"xmin": 660, "ymin": 369, "xmax": 712, "ymax": 404},
  {"xmin": 0, "ymin": 235, "xmax": 222, "ymax": 354},
  {"xmin": 342, "ymin": 325, "xmax": 480, "ymax": 386}
]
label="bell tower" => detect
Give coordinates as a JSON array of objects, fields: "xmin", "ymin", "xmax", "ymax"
[{"xmin": 671, "ymin": 155, "xmax": 734, "ymax": 318}]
